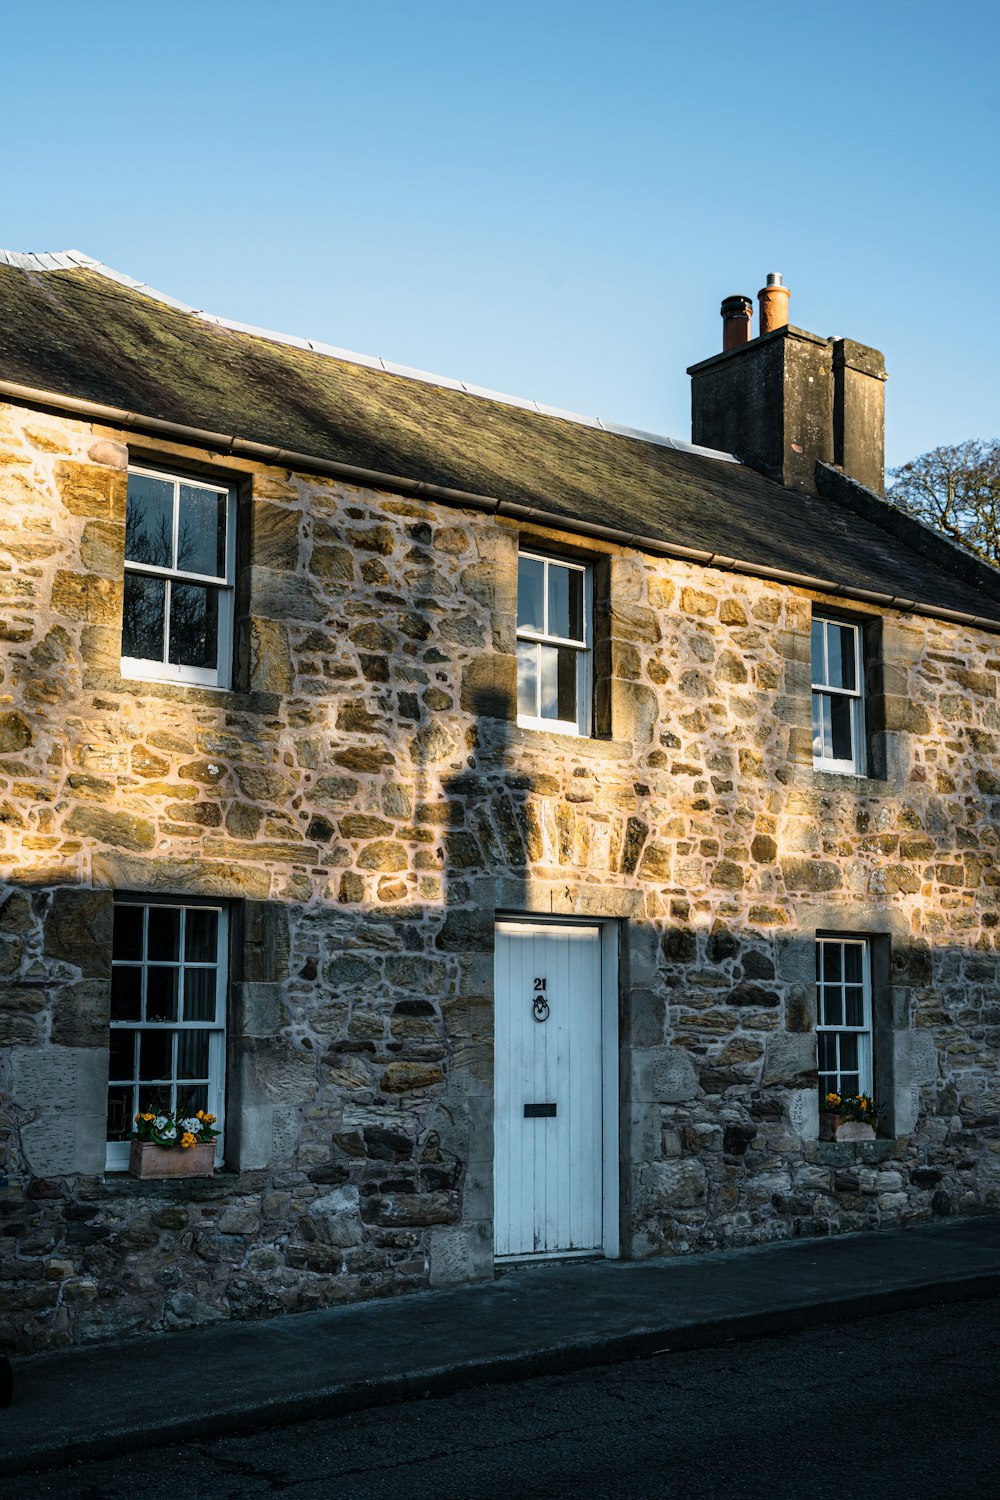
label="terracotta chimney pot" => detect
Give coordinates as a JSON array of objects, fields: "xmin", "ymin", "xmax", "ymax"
[
  {"xmin": 721, "ymin": 294, "xmax": 753, "ymax": 352},
  {"xmin": 758, "ymin": 272, "xmax": 790, "ymax": 335}
]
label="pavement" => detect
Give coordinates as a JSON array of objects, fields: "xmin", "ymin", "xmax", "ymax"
[{"xmin": 3, "ymin": 1213, "xmax": 1000, "ymax": 1478}]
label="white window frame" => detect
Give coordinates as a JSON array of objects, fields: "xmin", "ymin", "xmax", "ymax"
[
  {"xmin": 516, "ymin": 550, "xmax": 593, "ymax": 736},
  {"xmin": 120, "ymin": 466, "xmax": 237, "ymax": 689},
  {"xmin": 816, "ymin": 935, "xmax": 873, "ymax": 1100},
  {"xmin": 106, "ymin": 901, "xmax": 228, "ymax": 1172},
  {"xmin": 811, "ymin": 615, "xmax": 866, "ymax": 775}
]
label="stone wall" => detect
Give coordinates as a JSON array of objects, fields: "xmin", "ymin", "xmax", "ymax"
[{"xmin": 1, "ymin": 397, "xmax": 999, "ymax": 1353}]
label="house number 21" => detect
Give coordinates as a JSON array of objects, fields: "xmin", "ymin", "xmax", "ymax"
[{"xmin": 532, "ymin": 977, "xmax": 550, "ymax": 1023}]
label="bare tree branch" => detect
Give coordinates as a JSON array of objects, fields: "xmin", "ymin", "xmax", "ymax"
[{"xmin": 886, "ymin": 439, "xmax": 1000, "ymax": 566}]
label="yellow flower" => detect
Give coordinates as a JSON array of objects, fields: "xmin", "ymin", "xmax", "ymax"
[
  {"xmin": 181, "ymin": 1132, "xmax": 197, "ymax": 1149},
  {"xmin": 196, "ymin": 1110, "xmax": 205, "ymax": 1120},
  {"xmin": 134, "ymin": 1112, "xmax": 141, "ymax": 1122},
  {"xmin": 204, "ymin": 1113, "xmax": 216, "ymax": 1124}
]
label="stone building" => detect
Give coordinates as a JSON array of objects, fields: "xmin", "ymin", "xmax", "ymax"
[{"xmin": 2, "ymin": 251, "xmax": 999, "ymax": 1354}]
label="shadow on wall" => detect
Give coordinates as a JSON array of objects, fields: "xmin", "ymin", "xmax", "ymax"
[
  {"xmin": 0, "ymin": 647, "xmax": 524, "ymax": 1351},
  {"xmin": 2, "ymin": 594, "xmax": 1000, "ymax": 1349},
  {"xmin": 3, "ymin": 859, "xmax": 1000, "ymax": 1353}
]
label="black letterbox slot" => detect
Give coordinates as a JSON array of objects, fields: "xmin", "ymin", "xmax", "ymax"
[{"xmin": 524, "ymin": 1103, "xmax": 557, "ymax": 1118}]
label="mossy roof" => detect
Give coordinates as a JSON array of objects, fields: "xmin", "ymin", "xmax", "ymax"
[{"xmin": 3, "ymin": 258, "xmax": 1000, "ymax": 624}]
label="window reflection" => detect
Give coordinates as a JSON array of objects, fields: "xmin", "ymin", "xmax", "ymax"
[
  {"xmin": 169, "ymin": 583, "xmax": 218, "ymax": 668},
  {"xmin": 121, "ymin": 469, "xmax": 231, "ymax": 684},
  {"xmin": 125, "ymin": 475, "xmax": 173, "ymax": 567},
  {"xmin": 517, "ymin": 556, "xmax": 545, "ymax": 631},
  {"xmin": 517, "ymin": 640, "xmax": 538, "ymax": 717},
  {"xmin": 122, "ymin": 574, "xmax": 165, "ymax": 661},
  {"xmin": 178, "ymin": 485, "xmax": 226, "ymax": 578},
  {"xmin": 547, "ymin": 565, "xmax": 584, "ymax": 641},
  {"xmin": 515, "ymin": 551, "xmax": 590, "ymax": 733}
]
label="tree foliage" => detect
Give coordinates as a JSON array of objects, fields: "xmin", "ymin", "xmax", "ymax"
[{"xmin": 886, "ymin": 439, "xmax": 1000, "ymax": 566}]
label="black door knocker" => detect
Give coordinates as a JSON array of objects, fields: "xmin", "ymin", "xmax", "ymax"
[{"xmin": 532, "ymin": 976, "xmax": 550, "ymax": 1022}]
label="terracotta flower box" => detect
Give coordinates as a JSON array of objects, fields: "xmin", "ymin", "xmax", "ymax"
[
  {"xmin": 819, "ymin": 1113, "xmax": 877, "ymax": 1143},
  {"xmin": 129, "ymin": 1140, "xmax": 216, "ymax": 1179}
]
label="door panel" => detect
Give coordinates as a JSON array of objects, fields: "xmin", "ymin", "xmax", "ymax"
[{"xmin": 494, "ymin": 922, "xmax": 604, "ymax": 1258}]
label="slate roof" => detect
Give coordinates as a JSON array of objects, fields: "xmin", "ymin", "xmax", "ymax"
[{"xmin": 3, "ymin": 251, "xmax": 1000, "ymax": 627}]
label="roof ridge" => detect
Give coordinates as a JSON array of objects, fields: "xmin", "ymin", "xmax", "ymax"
[{"xmin": 0, "ymin": 248, "xmax": 739, "ymax": 467}]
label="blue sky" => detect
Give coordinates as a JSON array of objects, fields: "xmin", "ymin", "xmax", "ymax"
[{"xmin": 7, "ymin": 0, "xmax": 999, "ymax": 468}]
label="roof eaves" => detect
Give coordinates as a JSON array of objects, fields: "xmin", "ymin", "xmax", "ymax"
[
  {"xmin": 3, "ymin": 369, "xmax": 1000, "ymax": 633},
  {"xmin": 815, "ymin": 462, "xmax": 1000, "ymax": 606}
]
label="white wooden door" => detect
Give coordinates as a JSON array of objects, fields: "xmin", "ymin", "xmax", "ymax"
[{"xmin": 494, "ymin": 921, "xmax": 609, "ymax": 1259}]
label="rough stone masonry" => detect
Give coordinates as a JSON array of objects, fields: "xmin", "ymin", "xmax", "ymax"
[{"xmin": 1, "ymin": 398, "xmax": 999, "ymax": 1354}]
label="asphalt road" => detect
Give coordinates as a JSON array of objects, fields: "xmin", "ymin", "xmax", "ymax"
[{"xmin": 25, "ymin": 1299, "xmax": 1000, "ymax": 1499}]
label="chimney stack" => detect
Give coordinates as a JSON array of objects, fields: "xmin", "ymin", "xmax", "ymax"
[
  {"xmin": 689, "ymin": 274, "xmax": 886, "ymax": 495},
  {"xmin": 721, "ymin": 295, "xmax": 753, "ymax": 351},
  {"xmin": 758, "ymin": 272, "xmax": 790, "ymax": 335}
]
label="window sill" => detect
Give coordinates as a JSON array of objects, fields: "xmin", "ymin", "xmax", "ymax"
[
  {"xmin": 98, "ymin": 1165, "xmax": 269, "ymax": 1198},
  {"xmin": 806, "ymin": 1137, "xmax": 898, "ymax": 1165},
  {"xmin": 508, "ymin": 724, "xmax": 633, "ymax": 760},
  {"xmin": 517, "ymin": 714, "xmax": 588, "ymax": 737},
  {"xmin": 83, "ymin": 669, "xmax": 280, "ymax": 715},
  {"xmin": 810, "ymin": 769, "xmax": 893, "ymax": 797}
]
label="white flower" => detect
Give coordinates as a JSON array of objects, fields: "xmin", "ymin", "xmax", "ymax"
[
  {"xmin": 153, "ymin": 1116, "xmax": 169, "ymax": 1130},
  {"xmin": 160, "ymin": 1125, "xmax": 177, "ymax": 1140},
  {"xmin": 180, "ymin": 1117, "xmax": 201, "ymax": 1133}
]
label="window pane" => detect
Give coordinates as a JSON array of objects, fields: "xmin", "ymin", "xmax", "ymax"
[
  {"xmin": 126, "ymin": 473, "xmax": 174, "ymax": 567},
  {"xmin": 177, "ymin": 1082, "xmax": 209, "ymax": 1118},
  {"xmin": 109, "ymin": 1030, "xmax": 136, "ymax": 1081},
  {"xmin": 517, "ymin": 556, "xmax": 545, "ymax": 631},
  {"xmin": 184, "ymin": 968, "xmax": 217, "ymax": 1022},
  {"xmin": 811, "ymin": 619, "xmax": 826, "ymax": 687},
  {"xmin": 830, "ymin": 693, "xmax": 853, "ymax": 762},
  {"xmin": 148, "ymin": 907, "xmax": 180, "ymax": 961},
  {"xmin": 110, "ymin": 966, "xmax": 142, "ymax": 1022},
  {"xmin": 557, "ymin": 646, "xmax": 578, "ymax": 720},
  {"xmin": 840, "ymin": 1033, "xmax": 859, "ymax": 1071},
  {"xmin": 828, "ymin": 625, "xmax": 857, "ymax": 691},
  {"xmin": 818, "ymin": 1033, "xmax": 837, "ymax": 1072},
  {"xmin": 821, "ymin": 988, "xmax": 843, "ymax": 1027},
  {"xmin": 138, "ymin": 1084, "xmax": 173, "ymax": 1117},
  {"xmin": 844, "ymin": 944, "xmax": 863, "ymax": 984},
  {"xmin": 113, "ymin": 906, "xmax": 144, "ymax": 961},
  {"xmin": 548, "ymin": 565, "xmax": 584, "ymax": 641},
  {"xmin": 146, "ymin": 968, "xmax": 178, "ymax": 1022},
  {"xmin": 177, "ymin": 1030, "xmax": 210, "ymax": 1080},
  {"xmin": 139, "ymin": 1029, "xmax": 172, "ymax": 1081},
  {"xmin": 822, "ymin": 945, "xmax": 842, "ymax": 983},
  {"xmin": 540, "ymin": 645, "xmax": 558, "ymax": 718},
  {"xmin": 517, "ymin": 640, "xmax": 538, "ymax": 716},
  {"xmin": 185, "ymin": 907, "xmax": 218, "ymax": 964},
  {"xmin": 122, "ymin": 573, "xmax": 166, "ymax": 662},
  {"xmin": 845, "ymin": 986, "xmax": 865, "ymax": 1027},
  {"xmin": 816, "ymin": 693, "xmax": 833, "ymax": 759},
  {"xmin": 177, "ymin": 485, "xmax": 227, "ymax": 578},
  {"xmin": 107, "ymin": 1086, "xmax": 134, "ymax": 1141},
  {"xmin": 841, "ymin": 1072, "xmax": 860, "ymax": 1096},
  {"xmin": 812, "ymin": 692, "xmax": 824, "ymax": 760},
  {"xmin": 539, "ymin": 644, "xmax": 577, "ymax": 721},
  {"xmin": 169, "ymin": 582, "xmax": 219, "ymax": 670}
]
